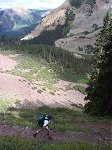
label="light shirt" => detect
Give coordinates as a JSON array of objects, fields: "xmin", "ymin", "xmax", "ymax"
[
  {"xmin": 43, "ymin": 116, "xmax": 50, "ymax": 129},
  {"xmin": 44, "ymin": 120, "xmax": 49, "ymax": 127}
]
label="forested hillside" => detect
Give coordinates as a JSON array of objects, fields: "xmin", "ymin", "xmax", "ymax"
[
  {"xmin": 70, "ymin": 0, "xmax": 96, "ymax": 8},
  {"xmin": 85, "ymin": 13, "xmax": 112, "ymax": 116}
]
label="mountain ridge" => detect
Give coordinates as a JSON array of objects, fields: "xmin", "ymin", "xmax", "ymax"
[
  {"xmin": 0, "ymin": 7, "xmax": 51, "ymax": 37},
  {"xmin": 22, "ymin": 0, "xmax": 111, "ymax": 54},
  {"xmin": 22, "ymin": 0, "xmax": 69, "ymax": 40}
]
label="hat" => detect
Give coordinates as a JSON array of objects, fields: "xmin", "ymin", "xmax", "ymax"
[{"xmin": 47, "ymin": 114, "xmax": 53, "ymax": 120}]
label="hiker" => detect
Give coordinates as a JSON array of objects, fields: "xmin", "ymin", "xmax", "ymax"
[{"xmin": 33, "ymin": 114, "xmax": 53, "ymax": 140}]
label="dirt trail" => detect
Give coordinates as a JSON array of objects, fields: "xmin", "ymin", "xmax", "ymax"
[{"xmin": 0, "ymin": 124, "xmax": 111, "ymax": 144}]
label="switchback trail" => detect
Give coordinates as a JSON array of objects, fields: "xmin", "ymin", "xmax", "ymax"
[{"xmin": 0, "ymin": 124, "xmax": 111, "ymax": 144}]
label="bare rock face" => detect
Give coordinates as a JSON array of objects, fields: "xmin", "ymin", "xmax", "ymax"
[
  {"xmin": 23, "ymin": 0, "xmax": 111, "ymax": 54},
  {"xmin": 55, "ymin": 0, "xmax": 111, "ymax": 54}
]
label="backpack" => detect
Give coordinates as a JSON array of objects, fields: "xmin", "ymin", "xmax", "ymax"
[{"xmin": 37, "ymin": 114, "xmax": 45, "ymax": 126}]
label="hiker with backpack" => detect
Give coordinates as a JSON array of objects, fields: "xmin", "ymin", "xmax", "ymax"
[{"xmin": 33, "ymin": 114, "xmax": 53, "ymax": 140}]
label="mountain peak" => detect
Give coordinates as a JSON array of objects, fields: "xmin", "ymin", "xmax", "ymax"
[{"xmin": 10, "ymin": 7, "xmax": 28, "ymax": 16}]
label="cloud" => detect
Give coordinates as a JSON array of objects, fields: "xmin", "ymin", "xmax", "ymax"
[{"xmin": 0, "ymin": 0, "xmax": 66, "ymax": 9}]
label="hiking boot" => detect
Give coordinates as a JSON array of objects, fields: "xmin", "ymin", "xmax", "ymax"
[{"xmin": 33, "ymin": 133, "xmax": 37, "ymax": 138}]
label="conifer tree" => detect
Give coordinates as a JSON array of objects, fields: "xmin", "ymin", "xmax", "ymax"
[{"xmin": 84, "ymin": 13, "xmax": 112, "ymax": 116}]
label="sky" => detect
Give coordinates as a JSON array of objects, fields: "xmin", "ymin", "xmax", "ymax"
[{"xmin": 0, "ymin": 0, "xmax": 66, "ymax": 9}]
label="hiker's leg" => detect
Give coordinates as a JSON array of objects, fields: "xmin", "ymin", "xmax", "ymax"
[
  {"xmin": 46, "ymin": 127, "xmax": 52, "ymax": 139},
  {"xmin": 36, "ymin": 128, "xmax": 43, "ymax": 133},
  {"xmin": 33, "ymin": 127, "xmax": 43, "ymax": 138}
]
